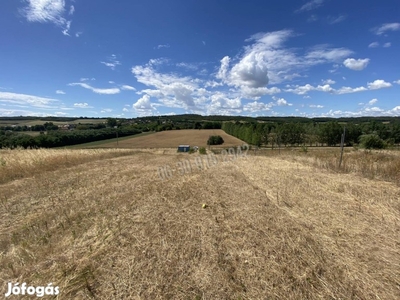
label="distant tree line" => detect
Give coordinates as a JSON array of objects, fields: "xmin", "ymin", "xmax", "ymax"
[
  {"xmin": 1, "ymin": 115, "xmax": 400, "ymax": 149},
  {"xmin": 0, "ymin": 128, "xmax": 141, "ymax": 149},
  {"xmin": 222, "ymin": 120, "xmax": 400, "ymax": 148},
  {"xmin": 133, "ymin": 114, "xmax": 400, "ymax": 124},
  {"xmin": 0, "ymin": 122, "xmax": 106, "ymax": 132},
  {"xmin": 136, "ymin": 120, "xmax": 221, "ymax": 132}
]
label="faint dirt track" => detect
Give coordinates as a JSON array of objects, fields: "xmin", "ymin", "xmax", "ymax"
[{"xmin": 0, "ymin": 149, "xmax": 399, "ymax": 299}]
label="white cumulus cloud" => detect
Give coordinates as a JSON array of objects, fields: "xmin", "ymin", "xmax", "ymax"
[
  {"xmin": 133, "ymin": 94, "xmax": 156, "ymax": 111},
  {"xmin": 21, "ymin": 0, "xmax": 74, "ymax": 36},
  {"xmin": 390, "ymin": 106, "xmax": 400, "ymax": 114},
  {"xmin": 343, "ymin": 58, "xmax": 370, "ymax": 71},
  {"xmin": 217, "ymin": 30, "xmax": 352, "ymax": 89},
  {"xmin": 365, "ymin": 107, "xmax": 384, "ymax": 113},
  {"xmin": 285, "ymin": 83, "xmax": 336, "ymax": 95},
  {"xmin": 273, "ymin": 96, "xmax": 292, "ymax": 106},
  {"xmin": 74, "ymin": 103, "xmax": 92, "ymax": 108},
  {"xmin": 336, "ymin": 86, "xmax": 368, "ymax": 94},
  {"xmin": 132, "ymin": 62, "xmax": 199, "ymax": 110},
  {"xmin": 207, "ymin": 93, "xmax": 242, "ymax": 115},
  {"xmin": 367, "ymin": 79, "xmax": 392, "ymax": 90},
  {"xmin": 56, "ymin": 90, "xmax": 65, "ymax": 94},
  {"xmin": 322, "ymin": 79, "xmax": 336, "ymax": 85},
  {"xmin": 229, "ymin": 51, "xmax": 270, "ymax": 88}
]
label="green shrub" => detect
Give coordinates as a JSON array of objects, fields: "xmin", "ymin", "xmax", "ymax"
[
  {"xmin": 300, "ymin": 145, "xmax": 308, "ymax": 153},
  {"xmin": 199, "ymin": 147, "xmax": 207, "ymax": 155},
  {"xmin": 386, "ymin": 138, "xmax": 395, "ymax": 147},
  {"xmin": 207, "ymin": 135, "xmax": 224, "ymax": 145},
  {"xmin": 359, "ymin": 134, "xmax": 387, "ymax": 149}
]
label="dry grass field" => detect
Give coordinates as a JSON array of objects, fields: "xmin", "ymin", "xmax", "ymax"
[
  {"xmin": 0, "ymin": 147, "xmax": 399, "ymax": 299},
  {"xmin": 83, "ymin": 129, "xmax": 244, "ymax": 149}
]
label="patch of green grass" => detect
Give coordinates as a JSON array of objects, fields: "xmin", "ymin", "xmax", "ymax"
[
  {"xmin": 199, "ymin": 147, "xmax": 207, "ymax": 155},
  {"xmin": 18, "ymin": 131, "xmax": 41, "ymax": 137}
]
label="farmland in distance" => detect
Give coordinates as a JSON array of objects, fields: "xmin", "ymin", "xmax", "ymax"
[{"xmin": 79, "ymin": 129, "xmax": 244, "ymax": 149}]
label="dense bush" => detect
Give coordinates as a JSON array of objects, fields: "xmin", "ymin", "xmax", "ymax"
[
  {"xmin": 207, "ymin": 135, "xmax": 224, "ymax": 145},
  {"xmin": 358, "ymin": 134, "xmax": 387, "ymax": 149}
]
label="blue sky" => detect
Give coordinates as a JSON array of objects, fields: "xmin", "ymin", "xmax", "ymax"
[{"xmin": 1, "ymin": 0, "xmax": 399, "ymax": 118}]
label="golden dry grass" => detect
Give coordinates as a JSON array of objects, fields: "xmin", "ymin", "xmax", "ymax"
[
  {"xmin": 255, "ymin": 148, "xmax": 400, "ymax": 186},
  {"xmin": 0, "ymin": 148, "xmax": 399, "ymax": 299},
  {"xmin": 87, "ymin": 129, "xmax": 244, "ymax": 149},
  {"xmin": 0, "ymin": 148, "xmax": 139, "ymax": 184}
]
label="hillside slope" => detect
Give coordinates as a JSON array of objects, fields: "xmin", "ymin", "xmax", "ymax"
[{"xmin": 0, "ymin": 150, "xmax": 399, "ymax": 299}]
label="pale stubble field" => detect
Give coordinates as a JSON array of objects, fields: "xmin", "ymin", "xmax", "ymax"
[
  {"xmin": 0, "ymin": 146, "xmax": 399, "ymax": 299},
  {"xmin": 78, "ymin": 129, "xmax": 245, "ymax": 149}
]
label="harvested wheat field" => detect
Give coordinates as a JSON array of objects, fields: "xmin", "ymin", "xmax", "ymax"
[
  {"xmin": 84, "ymin": 129, "xmax": 244, "ymax": 149},
  {"xmin": 0, "ymin": 148, "xmax": 399, "ymax": 299}
]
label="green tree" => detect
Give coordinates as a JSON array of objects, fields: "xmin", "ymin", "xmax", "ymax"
[
  {"xmin": 43, "ymin": 122, "xmax": 58, "ymax": 131},
  {"xmin": 107, "ymin": 118, "xmax": 118, "ymax": 127},
  {"xmin": 319, "ymin": 122, "xmax": 343, "ymax": 146},
  {"xmin": 268, "ymin": 129, "xmax": 278, "ymax": 149},
  {"xmin": 345, "ymin": 123, "xmax": 362, "ymax": 146}
]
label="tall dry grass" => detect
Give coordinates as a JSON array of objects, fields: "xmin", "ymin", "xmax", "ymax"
[
  {"xmin": 0, "ymin": 148, "xmax": 399, "ymax": 299},
  {"xmin": 0, "ymin": 148, "xmax": 139, "ymax": 184},
  {"xmin": 256, "ymin": 148, "xmax": 400, "ymax": 185}
]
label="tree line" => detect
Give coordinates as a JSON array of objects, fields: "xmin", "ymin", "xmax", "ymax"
[
  {"xmin": 0, "ymin": 122, "xmax": 107, "ymax": 132},
  {"xmin": 1, "ymin": 115, "xmax": 400, "ymax": 149},
  {"xmin": 221, "ymin": 120, "xmax": 400, "ymax": 148},
  {"xmin": 0, "ymin": 128, "xmax": 141, "ymax": 149}
]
